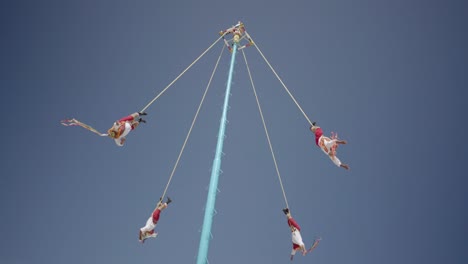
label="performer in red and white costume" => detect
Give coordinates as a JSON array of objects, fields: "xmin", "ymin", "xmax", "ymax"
[
  {"xmin": 283, "ymin": 208, "xmax": 308, "ymax": 261},
  {"xmin": 107, "ymin": 112, "xmax": 147, "ymax": 146},
  {"xmin": 310, "ymin": 122, "xmax": 350, "ymax": 170},
  {"xmin": 139, "ymin": 197, "xmax": 172, "ymax": 243}
]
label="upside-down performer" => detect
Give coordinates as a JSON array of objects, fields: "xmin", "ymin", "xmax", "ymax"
[
  {"xmin": 106, "ymin": 112, "xmax": 147, "ymax": 146},
  {"xmin": 283, "ymin": 208, "xmax": 309, "ymax": 261},
  {"xmin": 282, "ymin": 208, "xmax": 321, "ymax": 261},
  {"xmin": 61, "ymin": 112, "xmax": 147, "ymax": 146},
  {"xmin": 139, "ymin": 197, "xmax": 172, "ymax": 243},
  {"xmin": 310, "ymin": 122, "xmax": 350, "ymax": 170}
]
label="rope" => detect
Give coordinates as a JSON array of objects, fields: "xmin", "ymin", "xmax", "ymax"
[
  {"xmin": 140, "ymin": 34, "xmax": 226, "ymax": 113},
  {"xmin": 248, "ymin": 32, "xmax": 313, "ymax": 126},
  {"xmin": 241, "ymin": 49, "xmax": 289, "ymax": 209},
  {"xmin": 160, "ymin": 44, "xmax": 225, "ymax": 200}
]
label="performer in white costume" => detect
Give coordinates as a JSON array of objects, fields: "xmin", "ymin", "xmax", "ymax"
[
  {"xmin": 310, "ymin": 122, "xmax": 349, "ymax": 170},
  {"xmin": 139, "ymin": 197, "xmax": 171, "ymax": 243}
]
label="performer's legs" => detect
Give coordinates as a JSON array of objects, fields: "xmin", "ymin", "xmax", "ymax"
[
  {"xmin": 292, "ymin": 231, "xmax": 306, "ymax": 254},
  {"xmin": 323, "ymin": 138, "xmax": 338, "ymax": 150},
  {"xmin": 329, "ymin": 155, "xmax": 341, "ymax": 167},
  {"xmin": 131, "ymin": 121, "xmax": 139, "ymax": 130},
  {"xmin": 140, "ymin": 216, "xmax": 156, "ymax": 233},
  {"xmin": 119, "ymin": 115, "xmax": 134, "ymax": 122},
  {"xmin": 152, "ymin": 209, "xmax": 162, "ymax": 225}
]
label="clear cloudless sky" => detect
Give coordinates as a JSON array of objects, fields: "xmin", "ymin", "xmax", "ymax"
[{"xmin": 1, "ymin": 0, "xmax": 467, "ymax": 263}]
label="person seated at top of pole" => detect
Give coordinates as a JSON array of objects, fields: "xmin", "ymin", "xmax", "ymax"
[{"xmin": 219, "ymin": 21, "xmax": 254, "ymax": 52}]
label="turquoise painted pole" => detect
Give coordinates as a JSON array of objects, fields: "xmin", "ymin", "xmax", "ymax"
[{"xmin": 196, "ymin": 43, "xmax": 238, "ymax": 264}]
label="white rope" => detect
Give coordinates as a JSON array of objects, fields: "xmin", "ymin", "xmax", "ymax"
[
  {"xmin": 248, "ymin": 32, "xmax": 313, "ymax": 126},
  {"xmin": 161, "ymin": 44, "xmax": 225, "ymax": 200},
  {"xmin": 140, "ymin": 34, "xmax": 226, "ymax": 113},
  {"xmin": 241, "ymin": 49, "xmax": 289, "ymax": 209}
]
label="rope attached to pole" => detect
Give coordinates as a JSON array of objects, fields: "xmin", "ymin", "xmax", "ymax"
[
  {"xmin": 241, "ymin": 49, "xmax": 289, "ymax": 209},
  {"xmin": 247, "ymin": 32, "xmax": 313, "ymax": 126},
  {"xmin": 160, "ymin": 44, "xmax": 225, "ymax": 200},
  {"xmin": 140, "ymin": 34, "xmax": 226, "ymax": 113}
]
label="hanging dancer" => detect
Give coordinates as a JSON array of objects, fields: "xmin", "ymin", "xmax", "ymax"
[
  {"xmin": 61, "ymin": 111, "xmax": 147, "ymax": 146},
  {"xmin": 310, "ymin": 122, "xmax": 350, "ymax": 170},
  {"xmin": 139, "ymin": 197, "xmax": 172, "ymax": 243},
  {"xmin": 283, "ymin": 208, "xmax": 308, "ymax": 261},
  {"xmin": 107, "ymin": 112, "xmax": 147, "ymax": 146}
]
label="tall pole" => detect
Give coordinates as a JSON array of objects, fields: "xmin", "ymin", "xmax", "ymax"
[{"xmin": 196, "ymin": 43, "xmax": 238, "ymax": 264}]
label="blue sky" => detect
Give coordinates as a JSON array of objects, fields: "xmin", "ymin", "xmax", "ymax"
[{"xmin": 1, "ymin": 0, "xmax": 467, "ymax": 263}]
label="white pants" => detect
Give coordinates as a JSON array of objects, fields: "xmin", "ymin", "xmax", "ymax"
[
  {"xmin": 319, "ymin": 136, "xmax": 341, "ymax": 167},
  {"xmin": 329, "ymin": 155, "xmax": 341, "ymax": 167},
  {"xmin": 140, "ymin": 216, "xmax": 156, "ymax": 233},
  {"xmin": 114, "ymin": 123, "xmax": 132, "ymax": 146},
  {"xmin": 292, "ymin": 230, "xmax": 304, "ymax": 246},
  {"xmin": 120, "ymin": 122, "xmax": 132, "ymax": 138},
  {"xmin": 291, "ymin": 230, "xmax": 304, "ymax": 255}
]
